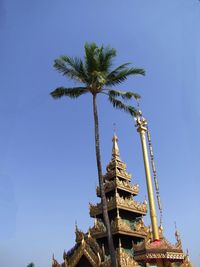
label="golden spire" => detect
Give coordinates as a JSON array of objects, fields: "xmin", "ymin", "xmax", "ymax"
[
  {"xmin": 135, "ymin": 111, "xmax": 160, "ymax": 241},
  {"xmin": 112, "ymin": 132, "xmax": 120, "ymax": 159}
]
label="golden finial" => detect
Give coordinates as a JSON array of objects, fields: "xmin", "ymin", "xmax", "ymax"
[
  {"xmin": 112, "ymin": 129, "xmax": 120, "ymax": 159},
  {"xmin": 75, "ymin": 220, "xmax": 79, "ymax": 236},
  {"xmin": 174, "ymin": 221, "xmax": 181, "ymax": 243}
]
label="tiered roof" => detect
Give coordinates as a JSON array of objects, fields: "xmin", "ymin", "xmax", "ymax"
[{"xmin": 90, "ymin": 133, "xmax": 148, "ymax": 243}]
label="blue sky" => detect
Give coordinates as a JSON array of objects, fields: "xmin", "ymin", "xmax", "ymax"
[{"xmin": 0, "ymin": 0, "xmax": 200, "ymax": 266}]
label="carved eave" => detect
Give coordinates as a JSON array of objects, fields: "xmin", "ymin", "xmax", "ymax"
[
  {"xmin": 104, "ymin": 168, "xmax": 131, "ymax": 181},
  {"xmin": 90, "ymin": 218, "xmax": 148, "ymax": 240},
  {"xmin": 106, "ymin": 159, "xmax": 127, "ymax": 172},
  {"xmin": 96, "ymin": 178, "xmax": 139, "ymax": 197},
  {"xmin": 90, "ymin": 195, "xmax": 147, "ymax": 217},
  {"xmin": 134, "ymin": 238, "xmax": 185, "ymax": 262}
]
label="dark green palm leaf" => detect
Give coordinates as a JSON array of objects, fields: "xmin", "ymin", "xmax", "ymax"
[
  {"xmin": 84, "ymin": 43, "xmax": 99, "ymax": 75},
  {"xmin": 108, "ymin": 96, "xmax": 138, "ymax": 117},
  {"xmin": 59, "ymin": 56, "xmax": 87, "ymax": 79},
  {"xmin": 106, "ymin": 68, "xmax": 145, "ymax": 86},
  {"xmin": 106, "ymin": 63, "xmax": 132, "ymax": 76},
  {"xmin": 50, "ymin": 87, "xmax": 88, "ymax": 99},
  {"xmin": 54, "ymin": 57, "xmax": 88, "ymax": 83},
  {"xmin": 106, "ymin": 89, "xmax": 141, "ymax": 100},
  {"xmin": 98, "ymin": 45, "xmax": 116, "ymax": 72}
]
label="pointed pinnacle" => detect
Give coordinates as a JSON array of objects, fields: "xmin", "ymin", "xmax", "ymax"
[{"xmin": 112, "ymin": 133, "xmax": 120, "ymax": 158}]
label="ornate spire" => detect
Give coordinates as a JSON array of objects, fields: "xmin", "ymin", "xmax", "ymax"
[
  {"xmin": 174, "ymin": 222, "xmax": 182, "ymax": 246},
  {"xmin": 112, "ymin": 133, "xmax": 120, "ymax": 159}
]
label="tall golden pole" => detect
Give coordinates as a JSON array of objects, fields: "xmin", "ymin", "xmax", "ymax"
[{"xmin": 136, "ymin": 112, "xmax": 159, "ymax": 241}]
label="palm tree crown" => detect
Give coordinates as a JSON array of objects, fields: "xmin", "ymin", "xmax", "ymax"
[{"xmin": 51, "ymin": 42, "xmax": 145, "ymax": 115}]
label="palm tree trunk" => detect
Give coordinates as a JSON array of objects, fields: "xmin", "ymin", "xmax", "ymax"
[{"xmin": 92, "ymin": 93, "xmax": 118, "ymax": 267}]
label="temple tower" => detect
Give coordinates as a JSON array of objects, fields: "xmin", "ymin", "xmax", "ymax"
[{"xmin": 89, "ymin": 133, "xmax": 149, "ymax": 263}]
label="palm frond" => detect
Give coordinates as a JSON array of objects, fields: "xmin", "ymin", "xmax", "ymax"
[
  {"xmin": 54, "ymin": 56, "xmax": 88, "ymax": 83},
  {"xmin": 84, "ymin": 43, "xmax": 99, "ymax": 74},
  {"xmin": 108, "ymin": 96, "xmax": 138, "ymax": 117},
  {"xmin": 106, "ymin": 67, "xmax": 145, "ymax": 86},
  {"xmin": 106, "ymin": 89, "xmax": 141, "ymax": 100},
  {"xmin": 107, "ymin": 63, "xmax": 132, "ymax": 76},
  {"xmin": 50, "ymin": 87, "xmax": 88, "ymax": 99},
  {"xmin": 98, "ymin": 45, "xmax": 116, "ymax": 72}
]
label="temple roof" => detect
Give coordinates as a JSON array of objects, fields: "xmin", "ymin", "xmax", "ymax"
[{"xmin": 134, "ymin": 236, "xmax": 185, "ymax": 262}]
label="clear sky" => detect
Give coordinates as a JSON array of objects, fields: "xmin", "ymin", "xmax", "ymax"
[{"xmin": 0, "ymin": 0, "xmax": 200, "ymax": 266}]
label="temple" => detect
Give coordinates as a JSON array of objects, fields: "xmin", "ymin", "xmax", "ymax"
[{"xmin": 52, "ymin": 120, "xmax": 194, "ymax": 266}]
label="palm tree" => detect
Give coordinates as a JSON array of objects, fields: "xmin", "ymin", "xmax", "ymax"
[{"xmin": 50, "ymin": 43, "xmax": 145, "ymax": 267}]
